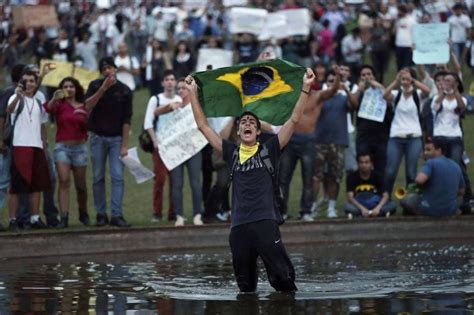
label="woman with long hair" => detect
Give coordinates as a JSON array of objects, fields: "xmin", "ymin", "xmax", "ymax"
[
  {"xmin": 173, "ymin": 41, "xmax": 195, "ymax": 79},
  {"xmin": 45, "ymin": 77, "xmax": 90, "ymax": 228},
  {"xmin": 142, "ymin": 38, "xmax": 172, "ymax": 96},
  {"xmin": 383, "ymin": 68, "xmax": 430, "ymax": 195}
]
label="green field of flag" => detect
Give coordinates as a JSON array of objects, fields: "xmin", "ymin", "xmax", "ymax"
[{"xmin": 193, "ymin": 59, "xmax": 306, "ymax": 125}]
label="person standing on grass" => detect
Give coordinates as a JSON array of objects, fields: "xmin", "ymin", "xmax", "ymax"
[
  {"xmin": 6, "ymin": 70, "xmax": 50, "ymax": 231},
  {"xmin": 143, "ymin": 70, "xmax": 181, "ymax": 224},
  {"xmin": 85, "ymin": 57, "xmax": 133, "ymax": 228},
  {"xmin": 185, "ymin": 68, "xmax": 315, "ymax": 293},
  {"xmin": 45, "ymin": 77, "xmax": 90, "ymax": 228}
]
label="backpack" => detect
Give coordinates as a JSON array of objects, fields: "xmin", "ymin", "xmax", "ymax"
[
  {"xmin": 229, "ymin": 142, "xmax": 285, "ymax": 225},
  {"xmin": 138, "ymin": 94, "xmax": 159, "ymax": 153}
]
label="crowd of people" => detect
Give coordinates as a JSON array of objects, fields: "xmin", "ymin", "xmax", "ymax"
[{"xmin": 0, "ymin": 0, "xmax": 473, "ymax": 232}]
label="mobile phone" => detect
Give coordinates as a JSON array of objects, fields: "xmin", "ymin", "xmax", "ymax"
[{"xmin": 19, "ymin": 79, "xmax": 27, "ymax": 90}]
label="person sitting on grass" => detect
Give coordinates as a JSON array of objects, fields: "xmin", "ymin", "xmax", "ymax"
[
  {"xmin": 401, "ymin": 139, "xmax": 465, "ymax": 217},
  {"xmin": 345, "ymin": 153, "xmax": 396, "ymax": 219}
]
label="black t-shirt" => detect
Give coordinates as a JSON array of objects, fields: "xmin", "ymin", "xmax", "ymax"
[
  {"xmin": 223, "ymin": 136, "xmax": 281, "ymax": 228},
  {"xmin": 346, "ymin": 171, "xmax": 385, "ymax": 196},
  {"xmin": 85, "ymin": 79, "xmax": 133, "ymax": 137}
]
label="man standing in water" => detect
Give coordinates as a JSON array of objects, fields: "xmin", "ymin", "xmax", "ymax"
[{"xmin": 184, "ymin": 69, "xmax": 315, "ymax": 292}]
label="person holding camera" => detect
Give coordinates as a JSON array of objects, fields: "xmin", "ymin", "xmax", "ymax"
[
  {"xmin": 6, "ymin": 70, "xmax": 50, "ymax": 231},
  {"xmin": 383, "ymin": 68, "xmax": 430, "ymax": 196},
  {"xmin": 45, "ymin": 77, "xmax": 90, "ymax": 228}
]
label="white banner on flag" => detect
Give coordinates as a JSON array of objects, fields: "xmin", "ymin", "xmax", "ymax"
[
  {"xmin": 196, "ymin": 48, "xmax": 234, "ymax": 72},
  {"xmin": 229, "ymin": 7, "xmax": 268, "ymax": 35},
  {"xmin": 157, "ymin": 105, "xmax": 209, "ymax": 171},
  {"xmin": 121, "ymin": 147, "xmax": 155, "ymax": 184},
  {"xmin": 357, "ymin": 88, "xmax": 387, "ymax": 123}
]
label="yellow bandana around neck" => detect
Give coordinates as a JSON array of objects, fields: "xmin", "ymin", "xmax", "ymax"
[{"xmin": 239, "ymin": 142, "xmax": 260, "ymax": 164}]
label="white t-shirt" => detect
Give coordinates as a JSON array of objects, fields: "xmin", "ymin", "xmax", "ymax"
[
  {"xmin": 395, "ymin": 15, "xmax": 417, "ymax": 47},
  {"xmin": 389, "ymin": 90, "xmax": 422, "ymax": 138},
  {"xmin": 448, "ymin": 14, "xmax": 472, "ymax": 43},
  {"xmin": 432, "ymin": 96, "xmax": 466, "ymax": 138},
  {"xmin": 341, "ymin": 35, "xmax": 363, "ymax": 63},
  {"xmin": 115, "ymin": 55, "xmax": 140, "ymax": 91},
  {"xmin": 8, "ymin": 94, "xmax": 48, "ymax": 148},
  {"xmin": 143, "ymin": 93, "xmax": 183, "ymax": 140}
]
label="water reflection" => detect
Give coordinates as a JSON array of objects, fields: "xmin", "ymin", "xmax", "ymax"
[{"xmin": 0, "ymin": 241, "xmax": 472, "ymax": 314}]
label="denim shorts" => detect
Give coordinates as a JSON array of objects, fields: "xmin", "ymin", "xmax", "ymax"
[{"xmin": 54, "ymin": 143, "xmax": 88, "ymax": 167}]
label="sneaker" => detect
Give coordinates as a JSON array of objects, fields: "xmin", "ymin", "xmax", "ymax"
[
  {"xmin": 8, "ymin": 219, "xmax": 19, "ymax": 233},
  {"xmin": 175, "ymin": 215, "xmax": 185, "ymax": 227},
  {"xmin": 31, "ymin": 218, "xmax": 47, "ymax": 229},
  {"xmin": 300, "ymin": 214, "xmax": 314, "ymax": 222},
  {"xmin": 385, "ymin": 212, "xmax": 391, "ymax": 218},
  {"xmin": 57, "ymin": 214, "xmax": 69, "ymax": 229},
  {"xmin": 216, "ymin": 211, "xmax": 230, "ymax": 222},
  {"xmin": 193, "ymin": 214, "xmax": 204, "ymax": 226},
  {"xmin": 347, "ymin": 213, "xmax": 353, "ymax": 220},
  {"xmin": 96, "ymin": 214, "xmax": 109, "ymax": 227},
  {"xmin": 110, "ymin": 216, "xmax": 131, "ymax": 228},
  {"xmin": 151, "ymin": 214, "xmax": 161, "ymax": 223},
  {"xmin": 311, "ymin": 197, "xmax": 328, "ymax": 215},
  {"xmin": 327, "ymin": 208, "xmax": 338, "ymax": 218}
]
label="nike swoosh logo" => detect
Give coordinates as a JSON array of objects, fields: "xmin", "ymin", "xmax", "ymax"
[{"xmin": 274, "ymin": 239, "xmax": 281, "ymax": 244}]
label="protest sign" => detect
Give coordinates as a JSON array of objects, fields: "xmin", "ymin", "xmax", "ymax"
[
  {"xmin": 229, "ymin": 7, "xmax": 267, "ymax": 35},
  {"xmin": 357, "ymin": 88, "xmax": 387, "ymax": 123},
  {"xmin": 40, "ymin": 60, "xmax": 74, "ymax": 88},
  {"xmin": 413, "ymin": 23, "xmax": 449, "ymax": 65},
  {"xmin": 259, "ymin": 9, "xmax": 310, "ymax": 40},
  {"xmin": 73, "ymin": 67, "xmax": 101, "ymax": 90},
  {"xmin": 122, "ymin": 148, "xmax": 155, "ymax": 184},
  {"xmin": 223, "ymin": 0, "xmax": 248, "ymax": 7},
  {"xmin": 196, "ymin": 48, "xmax": 234, "ymax": 72},
  {"xmin": 344, "ymin": 0, "xmax": 365, "ymax": 3},
  {"xmin": 12, "ymin": 5, "xmax": 59, "ymax": 28},
  {"xmin": 157, "ymin": 105, "xmax": 208, "ymax": 171},
  {"xmin": 183, "ymin": 0, "xmax": 208, "ymax": 10},
  {"xmin": 96, "ymin": 0, "xmax": 111, "ymax": 9},
  {"xmin": 40, "ymin": 59, "xmax": 100, "ymax": 89}
]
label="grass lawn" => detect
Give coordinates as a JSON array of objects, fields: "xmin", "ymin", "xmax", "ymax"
[{"xmin": 1, "ymin": 59, "xmax": 473, "ymax": 228}]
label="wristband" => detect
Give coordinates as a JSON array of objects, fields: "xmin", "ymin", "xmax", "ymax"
[{"xmin": 301, "ymin": 88, "xmax": 310, "ymax": 95}]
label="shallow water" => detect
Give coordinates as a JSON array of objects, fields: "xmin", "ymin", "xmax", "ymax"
[{"xmin": 0, "ymin": 240, "xmax": 472, "ymax": 314}]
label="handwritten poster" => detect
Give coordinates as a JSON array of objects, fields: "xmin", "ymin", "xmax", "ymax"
[
  {"xmin": 229, "ymin": 7, "xmax": 267, "ymax": 35},
  {"xmin": 413, "ymin": 23, "xmax": 449, "ymax": 65},
  {"xmin": 196, "ymin": 48, "xmax": 234, "ymax": 72},
  {"xmin": 223, "ymin": 0, "xmax": 248, "ymax": 7},
  {"xmin": 73, "ymin": 67, "xmax": 101, "ymax": 90},
  {"xmin": 12, "ymin": 5, "xmax": 59, "ymax": 28},
  {"xmin": 157, "ymin": 105, "xmax": 208, "ymax": 171},
  {"xmin": 259, "ymin": 9, "xmax": 310, "ymax": 40},
  {"xmin": 40, "ymin": 59, "xmax": 100, "ymax": 89},
  {"xmin": 357, "ymin": 88, "xmax": 387, "ymax": 123}
]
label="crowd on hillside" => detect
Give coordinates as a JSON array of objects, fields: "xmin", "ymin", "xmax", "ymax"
[{"xmin": 0, "ymin": 0, "xmax": 473, "ymax": 231}]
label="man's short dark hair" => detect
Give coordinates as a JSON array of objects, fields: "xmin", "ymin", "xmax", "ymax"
[
  {"xmin": 162, "ymin": 70, "xmax": 176, "ymax": 80},
  {"xmin": 359, "ymin": 64, "xmax": 375, "ymax": 76},
  {"xmin": 426, "ymin": 138, "xmax": 445, "ymax": 154},
  {"xmin": 238, "ymin": 111, "xmax": 261, "ymax": 130},
  {"xmin": 356, "ymin": 152, "xmax": 373, "ymax": 163},
  {"xmin": 11, "ymin": 64, "xmax": 25, "ymax": 83},
  {"xmin": 21, "ymin": 70, "xmax": 39, "ymax": 82}
]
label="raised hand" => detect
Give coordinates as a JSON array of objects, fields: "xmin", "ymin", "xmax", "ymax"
[
  {"xmin": 185, "ymin": 75, "xmax": 198, "ymax": 92},
  {"xmin": 102, "ymin": 74, "xmax": 117, "ymax": 90},
  {"xmin": 303, "ymin": 68, "xmax": 315, "ymax": 86}
]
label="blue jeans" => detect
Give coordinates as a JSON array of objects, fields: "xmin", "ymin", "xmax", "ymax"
[
  {"xmin": 171, "ymin": 152, "xmax": 202, "ymax": 216},
  {"xmin": 433, "ymin": 136, "xmax": 463, "ymax": 165},
  {"xmin": 279, "ymin": 134, "xmax": 315, "ymax": 215},
  {"xmin": 17, "ymin": 147, "xmax": 59, "ymax": 225},
  {"xmin": 384, "ymin": 137, "xmax": 423, "ymax": 195},
  {"xmin": 90, "ymin": 133, "xmax": 124, "ymax": 218},
  {"xmin": 0, "ymin": 147, "xmax": 12, "ymax": 212}
]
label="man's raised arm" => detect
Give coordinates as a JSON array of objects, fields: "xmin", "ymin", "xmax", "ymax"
[
  {"xmin": 185, "ymin": 75, "xmax": 223, "ymax": 153},
  {"xmin": 277, "ymin": 68, "xmax": 315, "ymax": 149}
]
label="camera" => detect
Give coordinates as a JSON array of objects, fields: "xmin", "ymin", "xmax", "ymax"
[{"xmin": 19, "ymin": 79, "xmax": 27, "ymax": 90}]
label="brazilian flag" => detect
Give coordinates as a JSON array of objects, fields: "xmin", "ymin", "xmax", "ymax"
[{"xmin": 193, "ymin": 59, "xmax": 305, "ymax": 125}]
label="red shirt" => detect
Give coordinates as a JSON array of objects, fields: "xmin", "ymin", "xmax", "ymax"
[{"xmin": 44, "ymin": 100, "xmax": 89, "ymax": 142}]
